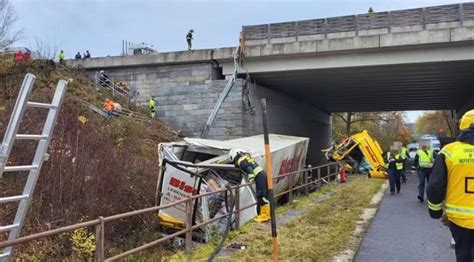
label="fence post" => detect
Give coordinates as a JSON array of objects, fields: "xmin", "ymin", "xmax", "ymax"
[
  {"xmin": 288, "ymin": 175, "xmax": 293, "ymax": 202},
  {"xmin": 317, "ymin": 168, "xmax": 321, "ymax": 188},
  {"xmin": 327, "ymin": 165, "xmax": 331, "ymax": 180},
  {"xmin": 234, "ymin": 187, "xmax": 240, "ymax": 230},
  {"xmin": 304, "ymin": 170, "xmax": 309, "ymax": 195},
  {"xmin": 185, "ymin": 197, "xmax": 193, "ymax": 253},
  {"xmin": 95, "ymin": 216, "xmax": 105, "ymax": 262}
]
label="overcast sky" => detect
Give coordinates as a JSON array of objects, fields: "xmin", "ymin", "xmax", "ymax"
[{"xmin": 11, "ymin": 0, "xmax": 467, "ymax": 122}]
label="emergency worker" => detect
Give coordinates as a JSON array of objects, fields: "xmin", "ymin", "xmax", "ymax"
[
  {"xmin": 428, "ymin": 109, "xmax": 474, "ymax": 262},
  {"xmin": 414, "ymin": 140, "xmax": 435, "ymax": 202},
  {"xmin": 229, "ymin": 148, "xmax": 270, "ymax": 223}
]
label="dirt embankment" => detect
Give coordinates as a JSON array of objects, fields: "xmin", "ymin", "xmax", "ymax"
[{"xmin": 0, "ymin": 60, "xmax": 180, "ymax": 259}]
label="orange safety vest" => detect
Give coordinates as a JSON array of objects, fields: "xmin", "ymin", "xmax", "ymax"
[{"xmin": 102, "ymin": 101, "xmax": 115, "ymax": 111}]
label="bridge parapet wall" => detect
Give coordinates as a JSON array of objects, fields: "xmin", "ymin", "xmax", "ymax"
[{"xmin": 243, "ymin": 3, "xmax": 474, "ymax": 46}]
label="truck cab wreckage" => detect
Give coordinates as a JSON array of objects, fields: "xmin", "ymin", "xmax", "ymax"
[{"xmin": 156, "ymin": 134, "xmax": 309, "ymax": 241}]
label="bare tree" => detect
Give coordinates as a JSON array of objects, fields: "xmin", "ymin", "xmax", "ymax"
[
  {"xmin": 333, "ymin": 112, "xmax": 398, "ymax": 136},
  {"xmin": 33, "ymin": 36, "xmax": 58, "ymax": 59},
  {"xmin": 0, "ymin": 0, "xmax": 22, "ymax": 48}
]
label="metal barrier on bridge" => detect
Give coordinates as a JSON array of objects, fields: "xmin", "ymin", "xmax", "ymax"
[
  {"xmin": 242, "ymin": 3, "xmax": 474, "ymax": 41},
  {"xmin": 0, "ymin": 162, "xmax": 341, "ymax": 261}
]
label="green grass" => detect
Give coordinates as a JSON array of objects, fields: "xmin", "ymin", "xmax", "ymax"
[{"xmin": 162, "ymin": 176, "xmax": 384, "ymax": 262}]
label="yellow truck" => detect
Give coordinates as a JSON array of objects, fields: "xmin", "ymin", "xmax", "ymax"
[{"xmin": 323, "ymin": 130, "xmax": 387, "ymax": 179}]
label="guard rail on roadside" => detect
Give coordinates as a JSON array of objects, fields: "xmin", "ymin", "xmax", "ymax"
[{"xmin": 0, "ymin": 161, "xmax": 341, "ymax": 261}]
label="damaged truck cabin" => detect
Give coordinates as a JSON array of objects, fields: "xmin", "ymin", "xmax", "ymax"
[{"xmin": 156, "ymin": 134, "xmax": 309, "ymax": 241}]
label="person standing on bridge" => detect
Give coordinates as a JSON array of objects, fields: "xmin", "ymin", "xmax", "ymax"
[
  {"xmin": 186, "ymin": 29, "xmax": 194, "ymax": 51},
  {"xmin": 414, "ymin": 140, "xmax": 435, "ymax": 202},
  {"xmin": 427, "ymin": 109, "xmax": 474, "ymax": 262},
  {"xmin": 230, "ymin": 148, "xmax": 270, "ymax": 223}
]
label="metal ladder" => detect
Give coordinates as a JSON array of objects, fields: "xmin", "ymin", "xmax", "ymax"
[{"xmin": 0, "ymin": 74, "xmax": 68, "ymax": 261}]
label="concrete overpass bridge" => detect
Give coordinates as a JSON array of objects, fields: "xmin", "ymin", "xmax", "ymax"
[{"xmin": 68, "ymin": 2, "xmax": 474, "ymax": 163}]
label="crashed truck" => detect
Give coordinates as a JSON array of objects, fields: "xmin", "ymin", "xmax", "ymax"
[
  {"xmin": 156, "ymin": 134, "xmax": 309, "ymax": 241},
  {"xmin": 323, "ymin": 130, "xmax": 387, "ymax": 179}
]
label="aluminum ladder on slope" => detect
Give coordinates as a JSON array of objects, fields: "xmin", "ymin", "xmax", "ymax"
[{"xmin": 0, "ymin": 74, "xmax": 68, "ymax": 261}]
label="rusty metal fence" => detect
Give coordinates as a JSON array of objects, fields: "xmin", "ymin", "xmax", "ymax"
[
  {"xmin": 243, "ymin": 3, "xmax": 474, "ymax": 41},
  {"xmin": 0, "ymin": 161, "xmax": 340, "ymax": 261}
]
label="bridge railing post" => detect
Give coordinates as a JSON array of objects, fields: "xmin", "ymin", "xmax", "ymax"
[
  {"xmin": 267, "ymin": 24, "xmax": 272, "ymax": 44},
  {"xmin": 388, "ymin": 11, "xmax": 392, "ymax": 33},
  {"xmin": 354, "ymin": 15, "xmax": 359, "ymax": 36},
  {"xmin": 295, "ymin": 21, "xmax": 299, "ymax": 41},
  {"xmin": 422, "ymin": 7, "xmax": 427, "ymax": 30},
  {"xmin": 324, "ymin": 18, "xmax": 328, "ymax": 39},
  {"xmin": 459, "ymin": 3, "xmax": 465, "ymax": 27}
]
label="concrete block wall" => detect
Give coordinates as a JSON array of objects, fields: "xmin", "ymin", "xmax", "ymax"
[
  {"xmin": 243, "ymin": 83, "xmax": 331, "ymax": 164},
  {"xmin": 97, "ymin": 62, "xmax": 246, "ymax": 139}
]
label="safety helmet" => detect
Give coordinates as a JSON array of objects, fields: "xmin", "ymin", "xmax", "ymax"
[
  {"xmin": 100, "ymin": 70, "xmax": 104, "ymax": 74},
  {"xmin": 229, "ymin": 148, "xmax": 244, "ymax": 162},
  {"xmin": 459, "ymin": 110, "xmax": 474, "ymax": 131}
]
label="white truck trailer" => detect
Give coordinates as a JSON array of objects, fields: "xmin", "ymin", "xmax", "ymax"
[{"xmin": 155, "ymin": 134, "xmax": 309, "ymax": 241}]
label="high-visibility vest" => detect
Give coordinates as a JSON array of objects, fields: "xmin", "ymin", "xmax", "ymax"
[
  {"xmin": 400, "ymin": 146, "xmax": 408, "ymax": 160},
  {"xmin": 437, "ymin": 142, "xmax": 474, "ymax": 229},
  {"xmin": 417, "ymin": 149, "xmax": 434, "ymax": 168},
  {"xmin": 149, "ymin": 99, "xmax": 156, "ymax": 111},
  {"xmin": 386, "ymin": 152, "xmax": 403, "ymax": 170},
  {"xmin": 237, "ymin": 155, "xmax": 263, "ymax": 182}
]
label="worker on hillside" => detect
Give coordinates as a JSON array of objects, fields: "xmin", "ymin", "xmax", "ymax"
[
  {"xmin": 102, "ymin": 98, "xmax": 116, "ymax": 117},
  {"xmin": 414, "ymin": 140, "xmax": 435, "ymax": 202},
  {"xmin": 58, "ymin": 50, "xmax": 65, "ymax": 65},
  {"xmin": 386, "ymin": 145, "xmax": 404, "ymax": 195},
  {"xmin": 186, "ymin": 29, "xmax": 194, "ymax": 51},
  {"xmin": 229, "ymin": 149, "xmax": 270, "ymax": 223},
  {"xmin": 427, "ymin": 109, "xmax": 474, "ymax": 262},
  {"xmin": 399, "ymin": 143, "xmax": 410, "ymax": 183},
  {"xmin": 14, "ymin": 50, "xmax": 23, "ymax": 65},
  {"xmin": 149, "ymin": 97, "xmax": 156, "ymax": 119},
  {"xmin": 99, "ymin": 70, "xmax": 110, "ymax": 87},
  {"xmin": 24, "ymin": 51, "xmax": 31, "ymax": 61}
]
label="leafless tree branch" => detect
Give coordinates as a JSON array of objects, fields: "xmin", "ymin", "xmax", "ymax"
[{"xmin": 0, "ymin": 0, "xmax": 22, "ymax": 49}]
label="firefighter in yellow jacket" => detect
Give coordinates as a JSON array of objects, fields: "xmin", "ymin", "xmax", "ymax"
[
  {"xmin": 428, "ymin": 110, "xmax": 474, "ymax": 262},
  {"xmin": 229, "ymin": 148, "xmax": 270, "ymax": 223}
]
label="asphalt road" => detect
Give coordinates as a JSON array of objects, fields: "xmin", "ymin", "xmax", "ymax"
[{"xmin": 355, "ymin": 171, "xmax": 455, "ymax": 262}]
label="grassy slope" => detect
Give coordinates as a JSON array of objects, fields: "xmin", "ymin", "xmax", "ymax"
[
  {"xmin": 167, "ymin": 176, "xmax": 384, "ymax": 262},
  {"xmin": 0, "ymin": 60, "xmax": 180, "ymax": 259}
]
